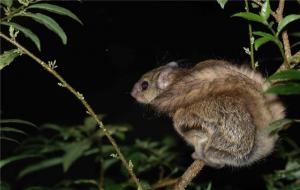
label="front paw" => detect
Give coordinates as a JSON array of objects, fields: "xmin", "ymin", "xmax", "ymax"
[
  {"xmin": 191, "ymin": 152, "xmax": 224, "ymax": 169},
  {"xmin": 191, "ymin": 151, "xmax": 203, "ymax": 160}
]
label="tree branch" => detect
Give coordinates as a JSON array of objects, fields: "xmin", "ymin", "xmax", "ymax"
[
  {"xmin": 252, "ymin": 0, "xmax": 291, "ymax": 70},
  {"xmin": 172, "ymin": 160, "xmax": 205, "ymax": 190},
  {"xmin": 0, "ymin": 32, "xmax": 143, "ymax": 190},
  {"xmin": 152, "ymin": 178, "xmax": 178, "ymax": 189},
  {"xmin": 276, "ymin": 0, "xmax": 291, "ymax": 68}
]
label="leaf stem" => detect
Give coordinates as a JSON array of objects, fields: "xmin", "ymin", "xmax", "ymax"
[
  {"xmin": 244, "ymin": 0, "xmax": 256, "ymax": 70},
  {"xmin": 0, "ymin": 32, "xmax": 143, "ymax": 190}
]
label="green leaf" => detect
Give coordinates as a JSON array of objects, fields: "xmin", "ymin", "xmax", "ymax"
[
  {"xmin": 289, "ymin": 54, "xmax": 300, "ymax": 64},
  {"xmin": 0, "ymin": 49, "xmax": 20, "ymax": 70},
  {"xmin": 0, "ymin": 136, "xmax": 20, "ymax": 144},
  {"xmin": 266, "ymin": 118, "xmax": 293, "ymax": 135},
  {"xmin": 83, "ymin": 148, "xmax": 99, "ymax": 156},
  {"xmin": 23, "ymin": 187, "xmax": 51, "ymax": 190},
  {"xmin": 18, "ymin": 157, "xmax": 62, "ymax": 178},
  {"xmin": 0, "ymin": 127, "xmax": 27, "ymax": 135},
  {"xmin": 277, "ymin": 14, "xmax": 300, "ymax": 35},
  {"xmin": 28, "ymin": 3, "xmax": 82, "ymax": 25},
  {"xmin": 0, "ymin": 0, "xmax": 13, "ymax": 7},
  {"xmin": 253, "ymin": 31, "xmax": 283, "ymax": 50},
  {"xmin": 268, "ymin": 70, "xmax": 300, "ymax": 81},
  {"xmin": 291, "ymin": 41, "xmax": 300, "ymax": 49},
  {"xmin": 41, "ymin": 124, "xmax": 76, "ymax": 140},
  {"xmin": 41, "ymin": 123, "xmax": 62, "ymax": 132},
  {"xmin": 0, "ymin": 154, "xmax": 39, "ymax": 168},
  {"xmin": 232, "ymin": 12, "xmax": 267, "ymax": 25},
  {"xmin": 0, "ymin": 119, "xmax": 37, "ymax": 128},
  {"xmin": 216, "ymin": 0, "xmax": 228, "ymax": 9},
  {"xmin": 266, "ymin": 83, "xmax": 300, "ymax": 95},
  {"xmin": 253, "ymin": 31, "xmax": 275, "ymax": 38},
  {"xmin": 206, "ymin": 182, "xmax": 212, "ymax": 190},
  {"xmin": 104, "ymin": 181, "xmax": 124, "ymax": 190},
  {"xmin": 83, "ymin": 116, "xmax": 98, "ymax": 132},
  {"xmin": 21, "ymin": 12, "xmax": 67, "ymax": 44},
  {"xmin": 0, "ymin": 182, "xmax": 11, "ymax": 190},
  {"xmin": 290, "ymin": 32, "xmax": 300, "ymax": 38},
  {"xmin": 71, "ymin": 179, "xmax": 98, "ymax": 186},
  {"xmin": 62, "ymin": 140, "xmax": 91, "ymax": 172},
  {"xmin": 285, "ymin": 160, "xmax": 300, "ymax": 178},
  {"xmin": 1, "ymin": 22, "xmax": 41, "ymax": 51},
  {"xmin": 102, "ymin": 158, "xmax": 118, "ymax": 172},
  {"xmin": 260, "ymin": 0, "xmax": 271, "ymax": 20},
  {"xmin": 254, "ymin": 37, "xmax": 272, "ymax": 50}
]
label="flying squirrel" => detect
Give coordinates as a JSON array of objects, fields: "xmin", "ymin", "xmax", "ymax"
[{"xmin": 131, "ymin": 59, "xmax": 285, "ymax": 168}]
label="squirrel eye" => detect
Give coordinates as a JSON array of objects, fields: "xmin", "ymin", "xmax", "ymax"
[{"xmin": 141, "ymin": 81, "xmax": 149, "ymax": 90}]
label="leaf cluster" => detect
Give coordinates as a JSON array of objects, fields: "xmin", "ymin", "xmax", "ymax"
[
  {"xmin": 0, "ymin": 0, "xmax": 82, "ymax": 70},
  {"xmin": 0, "ymin": 117, "xmax": 187, "ymax": 190},
  {"xmin": 264, "ymin": 137, "xmax": 300, "ymax": 190}
]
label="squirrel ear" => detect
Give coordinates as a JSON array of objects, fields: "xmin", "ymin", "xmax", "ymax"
[
  {"xmin": 167, "ymin": 61, "xmax": 178, "ymax": 67},
  {"xmin": 157, "ymin": 67, "xmax": 173, "ymax": 89}
]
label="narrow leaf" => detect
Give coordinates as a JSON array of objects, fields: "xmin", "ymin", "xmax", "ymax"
[
  {"xmin": 83, "ymin": 116, "xmax": 97, "ymax": 132},
  {"xmin": 18, "ymin": 157, "xmax": 62, "ymax": 179},
  {"xmin": 0, "ymin": 183, "xmax": 11, "ymax": 190},
  {"xmin": 291, "ymin": 41, "xmax": 300, "ymax": 48},
  {"xmin": 83, "ymin": 148, "xmax": 99, "ymax": 156},
  {"xmin": 232, "ymin": 12, "xmax": 267, "ymax": 25},
  {"xmin": 1, "ymin": 22, "xmax": 41, "ymax": 51},
  {"xmin": 253, "ymin": 31, "xmax": 283, "ymax": 49},
  {"xmin": 265, "ymin": 83, "xmax": 300, "ymax": 95},
  {"xmin": 277, "ymin": 14, "xmax": 300, "ymax": 35},
  {"xmin": 1, "ymin": 0, "xmax": 13, "ymax": 7},
  {"xmin": 72, "ymin": 179, "xmax": 98, "ymax": 186},
  {"xmin": 28, "ymin": 3, "xmax": 82, "ymax": 25},
  {"xmin": 21, "ymin": 12, "xmax": 67, "ymax": 44},
  {"xmin": 290, "ymin": 32, "xmax": 300, "ymax": 38},
  {"xmin": 254, "ymin": 37, "xmax": 271, "ymax": 50},
  {"xmin": 266, "ymin": 119, "xmax": 293, "ymax": 134},
  {"xmin": 41, "ymin": 123, "xmax": 64, "ymax": 132},
  {"xmin": 216, "ymin": 0, "xmax": 228, "ymax": 9},
  {"xmin": 268, "ymin": 70, "xmax": 300, "ymax": 81},
  {"xmin": 253, "ymin": 31, "xmax": 275, "ymax": 38},
  {"xmin": 102, "ymin": 159, "xmax": 118, "ymax": 172},
  {"xmin": 0, "ymin": 154, "xmax": 39, "ymax": 168},
  {"xmin": 0, "ymin": 127, "xmax": 27, "ymax": 135},
  {"xmin": 0, "ymin": 136, "xmax": 20, "ymax": 144},
  {"xmin": 260, "ymin": 0, "xmax": 271, "ymax": 20},
  {"xmin": 289, "ymin": 54, "xmax": 300, "ymax": 65},
  {"xmin": 0, "ymin": 119, "xmax": 37, "ymax": 128},
  {"xmin": 0, "ymin": 49, "xmax": 20, "ymax": 70},
  {"xmin": 62, "ymin": 140, "xmax": 91, "ymax": 172}
]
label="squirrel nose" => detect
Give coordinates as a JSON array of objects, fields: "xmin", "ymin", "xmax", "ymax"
[{"xmin": 131, "ymin": 88, "xmax": 137, "ymax": 98}]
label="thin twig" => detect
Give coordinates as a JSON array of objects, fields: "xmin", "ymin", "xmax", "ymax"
[
  {"xmin": 152, "ymin": 178, "xmax": 178, "ymax": 189},
  {"xmin": 0, "ymin": 32, "xmax": 143, "ymax": 190},
  {"xmin": 172, "ymin": 160, "xmax": 205, "ymax": 190},
  {"xmin": 244, "ymin": 0, "xmax": 256, "ymax": 70}
]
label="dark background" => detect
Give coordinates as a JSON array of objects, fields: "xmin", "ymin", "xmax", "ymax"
[{"xmin": 1, "ymin": 1, "xmax": 300, "ymax": 190}]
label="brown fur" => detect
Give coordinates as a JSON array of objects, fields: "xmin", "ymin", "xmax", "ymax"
[{"xmin": 131, "ymin": 59, "xmax": 285, "ymax": 168}]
